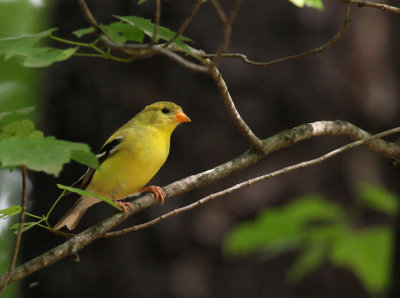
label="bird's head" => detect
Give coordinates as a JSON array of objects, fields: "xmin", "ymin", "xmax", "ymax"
[{"xmin": 136, "ymin": 101, "xmax": 191, "ymax": 130}]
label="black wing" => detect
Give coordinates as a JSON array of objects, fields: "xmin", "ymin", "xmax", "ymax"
[
  {"xmin": 96, "ymin": 136, "xmax": 123, "ymax": 165},
  {"xmin": 64, "ymin": 136, "xmax": 123, "ymax": 195}
]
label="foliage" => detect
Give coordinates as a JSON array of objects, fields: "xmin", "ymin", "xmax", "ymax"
[
  {"xmin": 57, "ymin": 184, "xmax": 122, "ymax": 210},
  {"xmin": 223, "ymin": 185, "xmax": 398, "ymax": 295},
  {"xmin": 0, "ymin": 16, "xmax": 195, "ymax": 68},
  {"xmin": 0, "ymin": 107, "xmax": 98, "ymax": 176},
  {"xmin": 0, "ymin": 29, "xmax": 77, "ymax": 67},
  {"xmin": 289, "ymin": 0, "xmax": 324, "ymax": 10}
]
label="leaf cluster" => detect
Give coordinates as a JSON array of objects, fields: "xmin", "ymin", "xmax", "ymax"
[
  {"xmin": 0, "ymin": 107, "xmax": 98, "ymax": 176},
  {"xmin": 223, "ymin": 185, "xmax": 398, "ymax": 295}
]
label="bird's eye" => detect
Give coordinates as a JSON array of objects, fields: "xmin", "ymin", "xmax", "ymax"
[{"xmin": 161, "ymin": 107, "xmax": 170, "ymax": 114}]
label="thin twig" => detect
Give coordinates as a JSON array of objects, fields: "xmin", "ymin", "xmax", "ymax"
[
  {"xmin": 150, "ymin": 0, "xmax": 161, "ymax": 45},
  {"xmin": 197, "ymin": 51, "xmax": 264, "ymax": 150},
  {"xmin": 210, "ymin": 0, "xmax": 227, "ymax": 22},
  {"xmin": 163, "ymin": 0, "xmax": 205, "ymax": 48},
  {"xmin": 0, "ymin": 166, "xmax": 28, "ymax": 295},
  {"xmin": 337, "ymin": 0, "xmax": 400, "ymax": 14},
  {"xmin": 213, "ymin": 0, "xmax": 243, "ymax": 67},
  {"xmin": 76, "ymin": 0, "xmax": 102, "ymax": 35},
  {"xmin": 101, "ymin": 36, "xmax": 208, "ymax": 72},
  {"xmin": 105, "ymin": 126, "xmax": 400, "ymax": 237},
  {"xmin": 204, "ymin": 3, "xmax": 351, "ymax": 67}
]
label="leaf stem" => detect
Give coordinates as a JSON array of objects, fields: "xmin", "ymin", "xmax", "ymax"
[
  {"xmin": 46, "ymin": 189, "xmax": 66, "ymax": 220},
  {"xmin": 50, "ymin": 35, "xmax": 133, "ymax": 62},
  {"xmin": 24, "ymin": 212, "xmax": 43, "ymax": 220},
  {"xmin": 50, "ymin": 35, "xmax": 91, "ymax": 48}
]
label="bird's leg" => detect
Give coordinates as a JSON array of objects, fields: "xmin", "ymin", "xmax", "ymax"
[
  {"xmin": 116, "ymin": 201, "xmax": 132, "ymax": 213},
  {"xmin": 139, "ymin": 186, "xmax": 165, "ymax": 204}
]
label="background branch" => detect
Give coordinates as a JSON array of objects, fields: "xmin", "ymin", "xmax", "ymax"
[
  {"xmin": 212, "ymin": 0, "xmax": 243, "ymax": 67},
  {"xmin": 163, "ymin": 0, "xmax": 205, "ymax": 48},
  {"xmin": 203, "ymin": 3, "xmax": 351, "ymax": 66},
  {"xmin": 150, "ymin": 0, "xmax": 161, "ymax": 46}
]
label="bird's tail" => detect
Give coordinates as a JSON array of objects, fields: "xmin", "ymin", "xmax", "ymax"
[{"xmin": 54, "ymin": 197, "xmax": 100, "ymax": 230}]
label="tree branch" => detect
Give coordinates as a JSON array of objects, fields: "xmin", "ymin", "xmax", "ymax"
[
  {"xmin": 163, "ymin": 0, "xmax": 205, "ymax": 48},
  {"xmin": 105, "ymin": 126, "xmax": 400, "ymax": 237},
  {"xmin": 337, "ymin": 0, "xmax": 400, "ymax": 14},
  {"xmin": 1, "ymin": 121, "xmax": 400, "ymax": 286},
  {"xmin": 100, "ymin": 36, "xmax": 208, "ymax": 72},
  {"xmin": 212, "ymin": 0, "xmax": 243, "ymax": 67},
  {"xmin": 76, "ymin": 0, "xmax": 102, "ymax": 35},
  {"xmin": 150, "ymin": 0, "xmax": 161, "ymax": 46},
  {"xmin": 197, "ymin": 51, "xmax": 265, "ymax": 151},
  {"xmin": 210, "ymin": 0, "xmax": 227, "ymax": 22}
]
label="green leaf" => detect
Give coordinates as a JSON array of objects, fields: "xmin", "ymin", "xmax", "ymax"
[
  {"xmin": 0, "ymin": 106, "xmax": 35, "ymax": 122},
  {"xmin": 287, "ymin": 244, "xmax": 326, "ymax": 283},
  {"xmin": 0, "ymin": 205, "xmax": 22, "ymax": 219},
  {"xmin": 0, "ymin": 29, "xmax": 78, "ymax": 67},
  {"xmin": 330, "ymin": 227, "xmax": 393, "ymax": 294},
  {"xmin": 73, "ymin": 23, "xmax": 144, "ymax": 44},
  {"xmin": 223, "ymin": 195, "xmax": 345, "ymax": 256},
  {"xmin": 10, "ymin": 219, "xmax": 44, "ymax": 234},
  {"xmin": 23, "ymin": 47, "xmax": 78, "ymax": 68},
  {"xmin": 57, "ymin": 184, "xmax": 121, "ymax": 210},
  {"xmin": 289, "ymin": 0, "xmax": 324, "ymax": 10},
  {"xmin": 114, "ymin": 16, "xmax": 196, "ymax": 57},
  {"xmin": 0, "ymin": 135, "xmax": 97, "ymax": 176},
  {"xmin": 1, "ymin": 119, "xmax": 35, "ymax": 138},
  {"xmin": 72, "ymin": 27, "xmax": 95, "ymax": 38},
  {"xmin": 357, "ymin": 183, "xmax": 398, "ymax": 215},
  {"xmin": 0, "ymin": 119, "xmax": 43, "ymax": 141},
  {"xmin": 102, "ymin": 23, "xmax": 144, "ymax": 44},
  {"xmin": 70, "ymin": 149, "xmax": 99, "ymax": 170}
]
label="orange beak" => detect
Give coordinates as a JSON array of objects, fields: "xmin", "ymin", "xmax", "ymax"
[{"xmin": 173, "ymin": 111, "xmax": 191, "ymax": 123}]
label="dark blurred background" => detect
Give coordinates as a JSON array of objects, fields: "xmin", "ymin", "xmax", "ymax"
[{"xmin": 16, "ymin": 0, "xmax": 400, "ymax": 297}]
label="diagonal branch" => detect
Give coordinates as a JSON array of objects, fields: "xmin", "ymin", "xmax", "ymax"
[
  {"xmin": 105, "ymin": 126, "xmax": 400, "ymax": 237},
  {"xmin": 1, "ymin": 121, "xmax": 400, "ymax": 286},
  {"xmin": 77, "ymin": 0, "xmax": 102, "ymax": 35},
  {"xmin": 210, "ymin": 0, "xmax": 227, "ymax": 22},
  {"xmin": 198, "ymin": 52, "xmax": 264, "ymax": 151}
]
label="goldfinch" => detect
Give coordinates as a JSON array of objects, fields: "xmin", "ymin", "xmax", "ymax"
[{"xmin": 54, "ymin": 101, "xmax": 190, "ymax": 230}]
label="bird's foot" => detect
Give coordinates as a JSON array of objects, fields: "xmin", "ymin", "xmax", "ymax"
[
  {"xmin": 116, "ymin": 201, "xmax": 132, "ymax": 213},
  {"xmin": 139, "ymin": 186, "xmax": 165, "ymax": 204}
]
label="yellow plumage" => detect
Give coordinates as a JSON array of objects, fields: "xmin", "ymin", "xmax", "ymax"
[{"xmin": 54, "ymin": 101, "xmax": 190, "ymax": 230}]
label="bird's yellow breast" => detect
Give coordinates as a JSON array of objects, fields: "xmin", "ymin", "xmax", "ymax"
[{"xmin": 87, "ymin": 124, "xmax": 172, "ymax": 200}]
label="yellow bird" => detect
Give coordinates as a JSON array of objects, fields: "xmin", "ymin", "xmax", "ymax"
[{"xmin": 54, "ymin": 101, "xmax": 190, "ymax": 230}]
